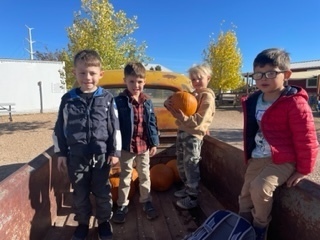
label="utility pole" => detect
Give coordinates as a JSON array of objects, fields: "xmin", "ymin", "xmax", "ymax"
[{"xmin": 25, "ymin": 25, "xmax": 35, "ymax": 60}]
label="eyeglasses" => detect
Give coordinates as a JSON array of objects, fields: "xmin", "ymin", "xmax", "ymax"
[{"xmin": 252, "ymin": 71, "xmax": 285, "ymax": 80}]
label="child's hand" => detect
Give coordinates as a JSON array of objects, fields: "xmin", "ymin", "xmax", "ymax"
[
  {"xmin": 149, "ymin": 146, "xmax": 157, "ymax": 157},
  {"xmin": 107, "ymin": 156, "xmax": 119, "ymax": 166},
  {"xmin": 57, "ymin": 156, "xmax": 67, "ymax": 174},
  {"xmin": 171, "ymin": 108, "xmax": 185, "ymax": 121},
  {"xmin": 286, "ymin": 172, "xmax": 307, "ymax": 187},
  {"xmin": 164, "ymin": 96, "xmax": 186, "ymax": 121},
  {"xmin": 164, "ymin": 96, "xmax": 172, "ymax": 109}
]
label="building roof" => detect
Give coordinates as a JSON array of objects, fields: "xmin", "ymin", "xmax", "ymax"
[
  {"xmin": 291, "ymin": 60, "xmax": 320, "ymax": 70},
  {"xmin": 0, "ymin": 58, "xmax": 64, "ymax": 65},
  {"xmin": 242, "ymin": 60, "xmax": 320, "ymax": 77}
]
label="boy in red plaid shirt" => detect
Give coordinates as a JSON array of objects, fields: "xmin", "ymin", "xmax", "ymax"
[{"xmin": 112, "ymin": 62, "xmax": 160, "ymax": 223}]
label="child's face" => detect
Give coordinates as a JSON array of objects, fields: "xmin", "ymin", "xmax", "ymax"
[
  {"xmin": 253, "ymin": 64, "xmax": 291, "ymax": 94},
  {"xmin": 74, "ymin": 61, "xmax": 103, "ymax": 93},
  {"xmin": 190, "ymin": 73, "xmax": 210, "ymax": 90},
  {"xmin": 124, "ymin": 75, "xmax": 145, "ymax": 96}
]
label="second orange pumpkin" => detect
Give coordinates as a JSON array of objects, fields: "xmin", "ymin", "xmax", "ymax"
[
  {"xmin": 109, "ymin": 167, "xmax": 139, "ymax": 203},
  {"xmin": 150, "ymin": 163, "xmax": 175, "ymax": 191},
  {"xmin": 166, "ymin": 159, "xmax": 181, "ymax": 183}
]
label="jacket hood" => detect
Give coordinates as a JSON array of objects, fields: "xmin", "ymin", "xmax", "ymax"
[
  {"xmin": 68, "ymin": 86, "xmax": 105, "ymax": 99},
  {"xmin": 243, "ymin": 85, "xmax": 308, "ymax": 102},
  {"xmin": 282, "ymin": 85, "xmax": 308, "ymax": 101},
  {"xmin": 193, "ymin": 88, "xmax": 215, "ymax": 98}
]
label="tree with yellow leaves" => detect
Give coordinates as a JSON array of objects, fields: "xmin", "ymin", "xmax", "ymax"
[
  {"xmin": 49, "ymin": 0, "xmax": 151, "ymax": 88},
  {"xmin": 204, "ymin": 27, "xmax": 243, "ymax": 95}
]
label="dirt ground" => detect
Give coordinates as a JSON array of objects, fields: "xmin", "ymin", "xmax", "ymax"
[
  {"xmin": 1, "ymin": 107, "xmax": 320, "ymax": 183},
  {"xmin": 0, "ymin": 112, "xmax": 58, "ymax": 181}
]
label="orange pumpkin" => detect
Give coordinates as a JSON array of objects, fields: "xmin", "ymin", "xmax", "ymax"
[
  {"xmin": 109, "ymin": 167, "xmax": 139, "ymax": 203},
  {"xmin": 150, "ymin": 163, "xmax": 175, "ymax": 191},
  {"xmin": 165, "ymin": 159, "xmax": 181, "ymax": 183},
  {"xmin": 171, "ymin": 91, "xmax": 198, "ymax": 116}
]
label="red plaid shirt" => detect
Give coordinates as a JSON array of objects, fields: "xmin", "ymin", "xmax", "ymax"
[{"xmin": 126, "ymin": 90, "xmax": 148, "ymax": 154}]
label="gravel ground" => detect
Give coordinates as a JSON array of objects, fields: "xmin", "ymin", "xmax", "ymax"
[
  {"xmin": 0, "ymin": 112, "xmax": 58, "ymax": 181},
  {"xmin": 1, "ymin": 107, "xmax": 320, "ymax": 183}
]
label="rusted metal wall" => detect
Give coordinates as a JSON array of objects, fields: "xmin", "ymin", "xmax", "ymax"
[
  {"xmin": 200, "ymin": 136, "xmax": 320, "ymax": 240},
  {"xmin": 200, "ymin": 136, "xmax": 246, "ymax": 211},
  {"xmin": 0, "ymin": 147, "xmax": 69, "ymax": 240},
  {"xmin": 270, "ymin": 180, "xmax": 320, "ymax": 239}
]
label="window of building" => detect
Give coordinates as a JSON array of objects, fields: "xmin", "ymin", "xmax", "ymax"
[{"xmin": 307, "ymin": 77, "xmax": 317, "ymax": 88}]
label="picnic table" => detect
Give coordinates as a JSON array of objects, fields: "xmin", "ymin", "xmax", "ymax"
[{"xmin": 0, "ymin": 103, "xmax": 16, "ymax": 121}]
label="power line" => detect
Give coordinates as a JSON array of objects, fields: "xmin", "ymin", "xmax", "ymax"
[{"xmin": 25, "ymin": 25, "xmax": 35, "ymax": 60}]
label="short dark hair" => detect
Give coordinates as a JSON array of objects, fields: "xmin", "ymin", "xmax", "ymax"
[
  {"xmin": 253, "ymin": 48, "xmax": 290, "ymax": 70},
  {"xmin": 73, "ymin": 49, "xmax": 102, "ymax": 67},
  {"xmin": 124, "ymin": 62, "xmax": 146, "ymax": 78}
]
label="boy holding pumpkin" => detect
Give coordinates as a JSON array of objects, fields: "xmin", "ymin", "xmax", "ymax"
[{"xmin": 164, "ymin": 63, "xmax": 216, "ymax": 209}]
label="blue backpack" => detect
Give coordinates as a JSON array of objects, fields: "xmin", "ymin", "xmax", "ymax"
[{"xmin": 184, "ymin": 210, "xmax": 256, "ymax": 240}]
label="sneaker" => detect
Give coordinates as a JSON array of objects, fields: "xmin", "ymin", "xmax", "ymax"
[
  {"xmin": 143, "ymin": 201, "xmax": 158, "ymax": 220},
  {"xmin": 98, "ymin": 221, "xmax": 113, "ymax": 240},
  {"xmin": 71, "ymin": 224, "xmax": 89, "ymax": 240},
  {"xmin": 254, "ymin": 226, "xmax": 267, "ymax": 240},
  {"xmin": 176, "ymin": 196, "xmax": 197, "ymax": 209},
  {"xmin": 112, "ymin": 205, "xmax": 129, "ymax": 224},
  {"xmin": 174, "ymin": 188, "xmax": 188, "ymax": 198}
]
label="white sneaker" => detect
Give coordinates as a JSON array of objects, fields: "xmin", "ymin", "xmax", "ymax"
[
  {"xmin": 174, "ymin": 188, "xmax": 188, "ymax": 198},
  {"xmin": 176, "ymin": 196, "xmax": 197, "ymax": 209}
]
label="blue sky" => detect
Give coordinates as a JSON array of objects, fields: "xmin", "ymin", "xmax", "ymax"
[{"xmin": 1, "ymin": 0, "xmax": 319, "ymax": 74}]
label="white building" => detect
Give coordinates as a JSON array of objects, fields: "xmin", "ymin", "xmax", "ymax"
[{"xmin": 0, "ymin": 59, "xmax": 66, "ymax": 114}]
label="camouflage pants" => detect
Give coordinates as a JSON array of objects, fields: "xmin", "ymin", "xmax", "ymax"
[{"xmin": 176, "ymin": 131, "xmax": 203, "ymax": 196}]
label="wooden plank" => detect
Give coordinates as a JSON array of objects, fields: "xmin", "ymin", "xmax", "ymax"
[
  {"xmin": 44, "ymin": 182, "xmax": 226, "ymax": 240},
  {"xmin": 44, "ymin": 191, "xmax": 74, "ymax": 240},
  {"xmin": 112, "ymin": 195, "xmax": 140, "ymax": 240},
  {"xmin": 132, "ymin": 191, "xmax": 168, "ymax": 240},
  {"xmin": 148, "ymin": 188, "xmax": 177, "ymax": 240},
  {"xmin": 198, "ymin": 183, "xmax": 225, "ymax": 218},
  {"xmin": 154, "ymin": 186, "xmax": 198, "ymax": 239},
  {"xmin": 45, "ymin": 212, "xmax": 75, "ymax": 240}
]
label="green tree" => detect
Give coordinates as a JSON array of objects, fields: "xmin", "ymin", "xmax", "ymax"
[
  {"xmin": 204, "ymin": 27, "xmax": 243, "ymax": 94},
  {"xmin": 37, "ymin": 0, "xmax": 151, "ymax": 89},
  {"xmin": 155, "ymin": 65, "xmax": 162, "ymax": 71}
]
